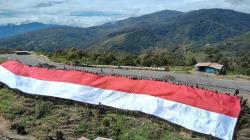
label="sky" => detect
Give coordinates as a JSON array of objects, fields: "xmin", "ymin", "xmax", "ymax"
[{"xmin": 0, "ymin": 0, "xmax": 250, "ymax": 27}]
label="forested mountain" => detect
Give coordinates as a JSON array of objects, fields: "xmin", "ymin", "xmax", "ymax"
[
  {"xmin": 88, "ymin": 9, "xmax": 250, "ymax": 53},
  {"xmin": 217, "ymin": 32, "xmax": 250, "ymax": 53},
  {"xmin": 0, "ymin": 22, "xmax": 56, "ymax": 39},
  {"xmin": 0, "ymin": 27, "xmax": 98, "ymax": 51},
  {"xmin": 0, "ymin": 9, "xmax": 250, "ymax": 53}
]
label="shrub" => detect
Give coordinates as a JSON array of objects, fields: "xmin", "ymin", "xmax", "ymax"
[
  {"xmin": 102, "ymin": 118, "xmax": 110, "ymax": 127},
  {"xmin": 35, "ymin": 101, "xmax": 51, "ymax": 119},
  {"xmin": 96, "ymin": 127, "xmax": 108, "ymax": 136},
  {"xmin": 75, "ymin": 123, "xmax": 88, "ymax": 135}
]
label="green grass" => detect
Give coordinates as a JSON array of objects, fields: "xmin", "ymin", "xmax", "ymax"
[
  {"xmin": 169, "ymin": 66, "xmax": 193, "ymax": 74},
  {"xmin": 0, "ymin": 87, "xmax": 198, "ymax": 140},
  {"xmin": 0, "ymin": 58, "xmax": 7, "ymax": 63},
  {"xmin": 0, "ymin": 87, "xmax": 249, "ymax": 139}
]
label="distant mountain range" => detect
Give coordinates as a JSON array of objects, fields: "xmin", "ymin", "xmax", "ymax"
[
  {"xmin": 0, "ymin": 9, "xmax": 250, "ymax": 53},
  {"xmin": 0, "ymin": 22, "xmax": 56, "ymax": 39}
]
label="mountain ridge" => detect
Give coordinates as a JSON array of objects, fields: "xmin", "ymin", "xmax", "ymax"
[
  {"xmin": 0, "ymin": 8, "xmax": 250, "ymax": 53},
  {"xmin": 0, "ymin": 22, "xmax": 57, "ymax": 39}
]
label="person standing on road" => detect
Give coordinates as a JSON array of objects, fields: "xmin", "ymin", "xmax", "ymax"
[{"xmin": 234, "ymin": 89, "xmax": 239, "ymax": 96}]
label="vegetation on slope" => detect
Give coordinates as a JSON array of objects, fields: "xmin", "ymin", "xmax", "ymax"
[
  {"xmin": 45, "ymin": 43, "xmax": 250, "ymax": 75},
  {"xmin": 0, "ymin": 27, "xmax": 99, "ymax": 51},
  {"xmin": 0, "ymin": 87, "xmax": 202, "ymax": 140},
  {"xmin": 215, "ymin": 32, "xmax": 250, "ymax": 75},
  {"xmin": 0, "ymin": 48, "xmax": 14, "ymax": 54}
]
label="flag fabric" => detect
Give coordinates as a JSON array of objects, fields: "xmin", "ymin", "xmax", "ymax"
[{"xmin": 0, "ymin": 60, "xmax": 241, "ymax": 140}]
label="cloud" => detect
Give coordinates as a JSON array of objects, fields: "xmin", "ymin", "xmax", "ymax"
[
  {"xmin": 70, "ymin": 11, "xmax": 124, "ymax": 17},
  {"xmin": 0, "ymin": 0, "xmax": 249, "ymax": 27},
  {"xmin": 0, "ymin": 11, "xmax": 17, "ymax": 17},
  {"xmin": 224, "ymin": 0, "xmax": 250, "ymax": 5},
  {"xmin": 34, "ymin": 1, "xmax": 64, "ymax": 8}
]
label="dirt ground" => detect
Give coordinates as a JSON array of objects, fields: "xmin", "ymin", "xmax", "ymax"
[{"xmin": 0, "ymin": 116, "xmax": 35, "ymax": 140}]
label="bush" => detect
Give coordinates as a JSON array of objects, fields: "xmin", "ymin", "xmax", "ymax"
[
  {"xmin": 75, "ymin": 123, "xmax": 88, "ymax": 135},
  {"xmin": 35, "ymin": 101, "xmax": 52, "ymax": 119},
  {"xmin": 96, "ymin": 127, "xmax": 108, "ymax": 136},
  {"xmin": 102, "ymin": 118, "xmax": 110, "ymax": 127},
  {"xmin": 10, "ymin": 122, "xmax": 27, "ymax": 135}
]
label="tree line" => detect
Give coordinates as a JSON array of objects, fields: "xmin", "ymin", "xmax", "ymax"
[{"xmin": 42, "ymin": 45, "xmax": 250, "ymax": 75}]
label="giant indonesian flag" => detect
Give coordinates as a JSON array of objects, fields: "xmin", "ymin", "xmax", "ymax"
[{"xmin": 0, "ymin": 61, "xmax": 241, "ymax": 140}]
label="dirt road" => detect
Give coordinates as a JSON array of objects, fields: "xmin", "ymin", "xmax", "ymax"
[{"xmin": 0, "ymin": 54, "xmax": 249, "ymax": 101}]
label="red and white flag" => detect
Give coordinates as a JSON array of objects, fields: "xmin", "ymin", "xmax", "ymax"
[{"xmin": 0, "ymin": 61, "xmax": 241, "ymax": 140}]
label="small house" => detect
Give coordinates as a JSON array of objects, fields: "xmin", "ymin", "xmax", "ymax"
[
  {"xmin": 15, "ymin": 51, "xmax": 31, "ymax": 55},
  {"xmin": 195, "ymin": 62, "xmax": 224, "ymax": 74}
]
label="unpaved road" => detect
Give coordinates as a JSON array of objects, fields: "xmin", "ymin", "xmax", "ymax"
[{"xmin": 0, "ymin": 54, "xmax": 249, "ymax": 101}]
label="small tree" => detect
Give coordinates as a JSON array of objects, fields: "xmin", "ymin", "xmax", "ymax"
[{"xmin": 218, "ymin": 57, "xmax": 229, "ymax": 69}]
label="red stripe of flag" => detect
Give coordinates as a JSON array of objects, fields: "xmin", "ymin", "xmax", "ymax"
[{"xmin": 1, "ymin": 61, "xmax": 241, "ymax": 117}]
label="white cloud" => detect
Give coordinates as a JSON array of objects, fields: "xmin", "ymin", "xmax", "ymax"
[
  {"xmin": 224, "ymin": 0, "xmax": 250, "ymax": 5},
  {"xmin": 0, "ymin": 0, "xmax": 249, "ymax": 27}
]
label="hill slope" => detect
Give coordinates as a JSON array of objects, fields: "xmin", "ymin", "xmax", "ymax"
[
  {"xmin": 0, "ymin": 27, "xmax": 99, "ymax": 51},
  {"xmin": 0, "ymin": 22, "xmax": 56, "ymax": 39},
  {"xmin": 89, "ymin": 9, "xmax": 250, "ymax": 53},
  {"xmin": 217, "ymin": 31, "xmax": 250, "ymax": 53},
  {"xmin": 1, "ymin": 9, "xmax": 250, "ymax": 53}
]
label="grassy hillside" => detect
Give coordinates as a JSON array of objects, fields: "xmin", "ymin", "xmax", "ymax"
[
  {"xmin": 88, "ymin": 30, "xmax": 159, "ymax": 53},
  {"xmin": 0, "ymin": 84, "xmax": 249, "ymax": 139},
  {"xmin": 0, "ymin": 87, "xmax": 198, "ymax": 140}
]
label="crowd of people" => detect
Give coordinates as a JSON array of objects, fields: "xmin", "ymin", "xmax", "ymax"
[
  {"xmin": 35, "ymin": 62, "xmax": 249, "ymax": 108},
  {"xmin": 3, "ymin": 59, "xmax": 249, "ymax": 109}
]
